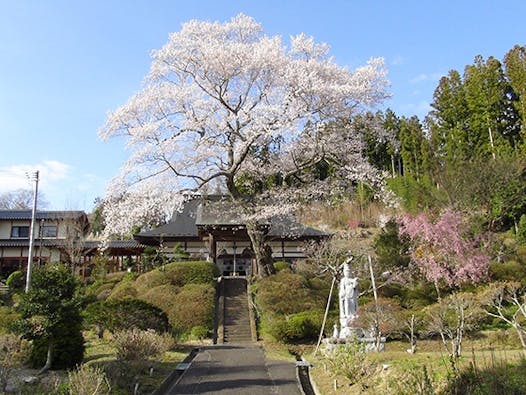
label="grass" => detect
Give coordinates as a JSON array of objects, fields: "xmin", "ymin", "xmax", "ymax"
[{"xmin": 302, "ymin": 338, "xmax": 526, "ymax": 395}]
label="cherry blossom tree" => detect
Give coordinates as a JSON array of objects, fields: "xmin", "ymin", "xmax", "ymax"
[
  {"xmin": 99, "ymin": 14, "xmax": 390, "ymax": 274},
  {"xmin": 398, "ymin": 210, "xmax": 489, "ymax": 297}
]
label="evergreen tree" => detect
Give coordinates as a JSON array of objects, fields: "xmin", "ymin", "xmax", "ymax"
[
  {"xmin": 463, "ymin": 55, "xmax": 521, "ymax": 158},
  {"xmin": 504, "ymin": 44, "xmax": 526, "ymax": 149},
  {"xmin": 427, "ymin": 70, "xmax": 469, "ymax": 166},
  {"xmin": 15, "ymin": 264, "xmax": 84, "ymax": 372},
  {"xmin": 399, "ymin": 116, "xmax": 429, "ymax": 180}
]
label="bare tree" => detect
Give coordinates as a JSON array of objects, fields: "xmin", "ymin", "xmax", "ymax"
[
  {"xmin": 0, "ymin": 189, "xmax": 48, "ymax": 210},
  {"xmin": 425, "ymin": 292, "xmax": 481, "ymax": 358},
  {"xmin": 59, "ymin": 216, "xmax": 90, "ymax": 275},
  {"xmin": 482, "ymin": 282, "xmax": 526, "ymax": 354}
]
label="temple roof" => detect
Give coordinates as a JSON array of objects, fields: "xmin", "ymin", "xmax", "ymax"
[{"xmin": 134, "ymin": 196, "xmax": 327, "ymax": 242}]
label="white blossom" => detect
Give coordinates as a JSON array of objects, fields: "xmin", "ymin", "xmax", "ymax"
[{"xmin": 99, "ymin": 14, "xmax": 390, "ymax": 236}]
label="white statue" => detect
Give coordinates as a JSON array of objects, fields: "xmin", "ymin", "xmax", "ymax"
[
  {"xmin": 332, "ymin": 323, "xmax": 339, "ymax": 339},
  {"xmin": 339, "ymin": 262, "xmax": 359, "ymax": 333}
]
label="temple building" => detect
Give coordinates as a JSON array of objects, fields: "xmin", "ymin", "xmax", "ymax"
[{"xmin": 134, "ymin": 196, "xmax": 328, "ymax": 276}]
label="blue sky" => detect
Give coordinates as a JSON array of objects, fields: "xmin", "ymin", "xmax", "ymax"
[{"xmin": 1, "ymin": 0, "xmax": 525, "ymax": 212}]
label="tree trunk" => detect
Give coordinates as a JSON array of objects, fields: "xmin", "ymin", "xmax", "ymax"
[
  {"xmin": 409, "ymin": 314, "xmax": 417, "ymax": 353},
  {"xmin": 246, "ymin": 222, "xmax": 274, "ymax": 277},
  {"xmin": 514, "ymin": 324, "xmax": 526, "ymax": 354},
  {"xmin": 434, "ymin": 281, "xmax": 441, "ymax": 301},
  {"xmin": 38, "ymin": 341, "xmax": 53, "ymax": 375}
]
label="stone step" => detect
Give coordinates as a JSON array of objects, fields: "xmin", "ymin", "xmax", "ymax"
[{"xmin": 222, "ymin": 278, "xmax": 253, "ymax": 343}]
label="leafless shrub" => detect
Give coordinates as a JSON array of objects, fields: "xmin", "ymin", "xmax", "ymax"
[{"xmin": 68, "ymin": 364, "xmax": 111, "ymax": 395}]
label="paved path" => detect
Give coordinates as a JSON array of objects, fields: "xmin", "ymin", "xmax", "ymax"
[{"xmin": 165, "ymin": 344, "xmax": 303, "ymax": 395}]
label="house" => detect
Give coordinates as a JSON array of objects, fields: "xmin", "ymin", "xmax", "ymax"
[
  {"xmin": 0, "ymin": 210, "xmax": 146, "ymax": 279},
  {"xmin": 0, "ymin": 210, "xmax": 90, "ymax": 277},
  {"xmin": 134, "ymin": 196, "xmax": 328, "ymax": 276}
]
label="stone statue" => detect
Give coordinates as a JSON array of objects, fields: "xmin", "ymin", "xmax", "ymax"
[{"xmin": 338, "ymin": 262, "xmax": 358, "ymax": 337}]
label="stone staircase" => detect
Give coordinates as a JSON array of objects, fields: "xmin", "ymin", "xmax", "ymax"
[{"xmin": 222, "ymin": 277, "xmax": 253, "ymax": 343}]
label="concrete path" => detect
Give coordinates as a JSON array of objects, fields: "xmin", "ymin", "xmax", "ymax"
[{"xmin": 165, "ymin": 344, "xmax": 303, "ymax": 395}]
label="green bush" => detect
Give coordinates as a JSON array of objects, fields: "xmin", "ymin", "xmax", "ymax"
[
  {"xmin": 170, "ymin": 284, "xmax": 215, "ymax": 335},
  {"xmin": 29, "ymin": 318, "xmax": 85, "ymax": 370},
  {"xmin": 134, "ymin": 270, "xmax": 170, "ymax": 296},
  {"xmin": 190, "ymin": 325, "xmax": 209, "ymax": 340},
  {"xmin": 0, "ymin": 306, "xmax": 20, "ymax": 334},
  {"xmin": 6, "ymin": 270, "xmax": 24, "ymax": 291},
  {"xmin": 107, "ymin": 282, "xmax": 137, "ymax": 300},
  {"xmin": 138, "ymin": 285, "xmax": 179, "ymax": 328},
  {"xmin": 273, "ymin": 261, "xmax": 290, "ymax": 272},
  {"xmin": 164, "ymin": 261, "xmax": 218, "ymax": 287},
  {"xmin": 254, "ymin": 271, "xmax": 327, "ymax": 315},
  {"xmin": 84, "ymin": 299, "xmax": 170, "ymax": 334},
  {"xmin": 265, "ymin": 310, "xmax": 324, "ymax": 343}
]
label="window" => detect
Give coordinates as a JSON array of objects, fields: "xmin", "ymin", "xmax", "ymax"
[
  {"xmin": 41, "ymin": 225, "xmax": 58, "ymax": 238},
  {"xmin": 11, "ymin": 226, "xmax": 29, "ymax": 238}
]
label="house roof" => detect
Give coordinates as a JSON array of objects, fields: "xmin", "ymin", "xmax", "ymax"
[
  {"xmin": 83, "ymin": 240, "xmax": 145, "ymax": 249},
  {"xmin": 134, "ymin": 198, "xmax": 201, "ymax": 241},
  {"xmin": 0, "ymin": 210, "xmax": 88, "ymax": 221},
  {"xmin": 134, "ymin": 196, "xmax": 327, "ymax": 241},
  {"xmin": 0, "ymin": 239, "xmax": 66, "ymax": 248}
]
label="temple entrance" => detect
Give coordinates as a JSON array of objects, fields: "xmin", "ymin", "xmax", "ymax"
[{"xmin": 216, "ymin": 246, "xmax": 253, "ymax": 276}]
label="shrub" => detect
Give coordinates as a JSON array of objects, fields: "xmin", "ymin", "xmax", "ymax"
[
  {"xmin": 68, "ymin": 364, "xmax": 111, "ymax": 395},
  {"xmin": 170, "ymin": 284, "xmax": 215, "ymax": 335},
  {"xmin": 255, "ymin": 271, "xmax": 327, "ymax": 315},
  {"xmin": 388, "ymin": 365, "xmax": 436, "ymax": 395},
  {"xmin": 273, "ymin": 261, "xmax": 290, "ymax": 272},
  {"xmin": 113, "ymin": 329, "xmax": 174, "ymax": 364},
  {"xmin": 102, "ymin": 299, "xmax": 169, "ymax": 334},
  {"xmin": 265, "ymin": 310, "xmax": 324, "ymax": 343},
  {"xmin": 139, "ymin": 285, "xmax": 179, "ymax": 325},
  {"xmin": 6, "ymin": 270, "xmax": 24, "ymax": 291},
  {"xmin": 164, "ymin": 261, "xmax": 218, "ymax": 287},
  {"xmin": 15, "ymin": 264, "xmax": 84, "ymax": 370},
  {"xmin": 0, "ymin": 306, "xmax": 20, "ymax": 335},
  {"xmin": 29, "ymin": 322, "xmax": 85, "ymax": 370},
  {"xmin": 324, "ymin": 341, "xmax": 376, "ymax": 385},
  {"xmin": 107, "ymin": 282, "xmax": 137, "ymax": 300},
  {"xmin": 133, "ymin": 270, "xmax": 169, "ymax": 296},
  {"xmin": 190, "ymin": 325, "xmax": 209, "ymax": 340}
]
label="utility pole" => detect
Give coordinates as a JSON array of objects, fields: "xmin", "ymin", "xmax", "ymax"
[{"xmin": 25, "ymin": 170, "xmax": 39, "ymax": 293}]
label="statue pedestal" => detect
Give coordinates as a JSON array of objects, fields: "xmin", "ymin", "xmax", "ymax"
[{"xmin": 323, "ymin": 326, "xmax": 386, "ymax": 353}]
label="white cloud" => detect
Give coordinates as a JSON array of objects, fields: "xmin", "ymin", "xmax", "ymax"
[{"xmin": 0, "ymin": 160, "xmax": 71, "ymax": 193}]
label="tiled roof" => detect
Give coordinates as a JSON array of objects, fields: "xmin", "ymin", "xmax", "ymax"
[
  {"xmin": 0, "ymin": 239, "xmax": 144, "ymax": 250},
  {"xmin": 83, "ymin": 240, "xmax": 145, "ymax": 249},
  {"xmin": 135, "ymin": 198, "xmax": 200, "ymax": 239},
  {"xmin": 0, "ymin": 210, "xmax": 87, "ymax": 220},
  {"xmin": 134, "ymin": 196, "xmax": 328, "ymax": 241},
  {"xmin": 0, "ymin": 239, "xmax": 65, "ymax": 248}
]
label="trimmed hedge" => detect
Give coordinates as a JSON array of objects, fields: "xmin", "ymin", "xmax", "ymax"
[
  {"xmin": 264, "ymin": 309, "xmax": 324, "ymax": 343},
  {"xmin": 83, "ymin": 299, "xmax": 170, "ymax": 334},
  {"xmin": 170, "ymin": 284, "xmax": 216, "ymax": 335}
]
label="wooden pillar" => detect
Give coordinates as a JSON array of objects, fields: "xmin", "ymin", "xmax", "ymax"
[{"xmin": 208, "ymin": 233, "xmax": 217, "ymax": 263}]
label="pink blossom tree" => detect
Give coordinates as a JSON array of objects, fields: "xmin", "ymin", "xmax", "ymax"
[
  {"xmin": 98, "ymin": 14, "xmax": 390, "ymax": 275},
  {"xmin": 398, "ymin": 210, "xmax": 489, "ymax": 297}
]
